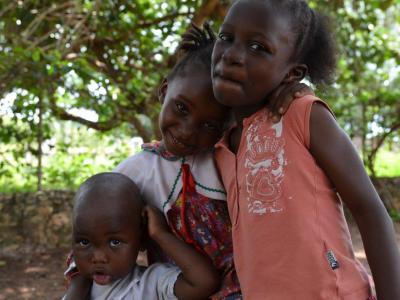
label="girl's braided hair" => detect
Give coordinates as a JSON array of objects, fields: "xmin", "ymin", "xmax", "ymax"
[
  {"xmin": 167, "ymin": 22, "xmax": 216, "ymax": 80},
  {"xmin": 272, "ymin": 0, "xmax": 337, "ymax": 84}
]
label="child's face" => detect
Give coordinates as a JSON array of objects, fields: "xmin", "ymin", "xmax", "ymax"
[
  {"xmin": 212, "ymin": 0, "xmax": 296, "ymax": 114},
  {"xmin": 159, "ymin": 66, "xmax": 228, "ymax": 156},
  {"xmin": 72, "ymin": 200, "xmax": 141, "ymax": 285}
]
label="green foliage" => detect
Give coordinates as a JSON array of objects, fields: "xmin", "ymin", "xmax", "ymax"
[
  {"xmin": 373, "ymin": 149, "xmax": 400, "ymax": 178},
  {"xmin": 0, "ymin": 0, "xmax": 208, "ymax": 141},
  {"xmin": 389, "ymin": 209, "xmax": 400, "ymax": 222},
  {"xmin": 0, "ymin": 0, "xmax": 399, "ymax": 191},
  {"xmin": 0, "ymin": 120, "xmax": 134, "ymax": 193},
  {"xmin": 1, "ymin": 0, "xmax": 219, "ymax": 191},
  {"xmin": 309, "ymin": 0, "xmax": 400, "ymax": 175}
]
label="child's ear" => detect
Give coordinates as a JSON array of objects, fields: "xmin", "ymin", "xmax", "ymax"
[
  {"xmin": 283, "ymin": 64, "xmax": 308, "ymax": 83},
  {"xmin": 158, "ymin": 78, "xmax": 168, "ymax": 104}
]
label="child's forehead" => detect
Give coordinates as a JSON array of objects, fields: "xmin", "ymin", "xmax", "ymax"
[
  {"xmin": 226, "ymin": 0, "xmax": 286, "ymax": 24},
  {"xmin": 171, "ymin": 65, "xmax": 213, "ymax": 95},
  {"xmin": 74, "ymin": 205, "xmax": 140, "ymax": 233},
  {"xmin": 171, "ymin": 73, "xmax": 227, "ymax": 114},
  {"xmin": 224, "ymin": 0, "xmax": 293, "ymax": 41},
  {"xmin": 181, "ymin": 62, "xmax": 211, "ymax": 79},
  {"xmin": 74, "ymin": 194, "xmax": 141, "ymax": 223}
]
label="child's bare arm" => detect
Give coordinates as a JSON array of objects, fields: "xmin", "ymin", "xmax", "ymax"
[
  {"xmin": 267, "ymin": 82, "xmax": 314, "ymax": 122},
  {"xmin": 63, "ymin": 275, "xmax": 92, "ymax": 300},
  {"xmin": 309, "ymin": 103, "xmax": 400, "ymax": 300},
  {"xmin": 143, "ymin": 206, "xmax": 220, "ymax": 300}
]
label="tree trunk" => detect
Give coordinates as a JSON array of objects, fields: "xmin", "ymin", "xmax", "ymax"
[{"xmin": 37, "ymin": 95, "xmax": 43, "ymax": 191}]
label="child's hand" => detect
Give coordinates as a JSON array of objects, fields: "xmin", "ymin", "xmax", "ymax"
[
  {"xmin": 142, "ymin": 205, "xmax": 169, "ymax": 241},
  {"xmin": 267, "ymin": 82, "xmax": 314, "ymax": 123}
]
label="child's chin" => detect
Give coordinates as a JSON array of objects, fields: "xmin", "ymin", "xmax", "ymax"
[{"xmin": 93, "ymin": 273, "xmax": 113, "ymax": 285}]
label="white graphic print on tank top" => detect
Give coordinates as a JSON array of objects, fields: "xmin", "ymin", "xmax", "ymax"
[{"xmin": 244, "ymin": 111, "xmax": 286, "ymax": 215}]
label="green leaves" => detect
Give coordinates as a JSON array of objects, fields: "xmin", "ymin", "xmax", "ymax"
[
  {"xmin": 32, "ymin": 49, "xmax": 41, "ymax": 62},
  {"xmin": 0, "ymin": 0, "xmax": 399, "ymax": 191}
]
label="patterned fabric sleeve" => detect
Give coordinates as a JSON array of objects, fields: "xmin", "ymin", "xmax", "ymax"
[{"xmin": 64, "ymin": 251, "xmax": 79, "ymax": 287}]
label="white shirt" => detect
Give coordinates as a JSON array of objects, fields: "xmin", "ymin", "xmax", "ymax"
[
  {"xmin": 89, "ymin": 263, "xmax": 180, "ymax": 300},
  {"xmin": 114, "ymin": 148, "xmax": 226, "ymax": 215}
]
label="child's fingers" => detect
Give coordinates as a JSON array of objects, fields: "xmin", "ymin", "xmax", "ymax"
[
  {"xmin": 267, "ymin": 84, "xmax": 285, "ymax": 117},
  {"xmin": 143, "ymin": 205, "xmax": 154, "ymax": 216},
  {"xmin": 268, "ymin": 82, "xmax": 311, "ymax": 123},
  {"xmin": 143, "ymin": 206, "xmax": 158, "ymax": 222},
  {"xmin": 142, "ymin": 206, "xmax": 148, "ymax": 217},
  {"xmin": 270, "ymin": 115, "xmax": 281, "ymax": 123},
  {"xmin": 271, "ymin": 84, "xmax": 297, "ymax": 119},
  {"xmin": 273, "ymin": 82, "xmax": 301, "ymax": 111},
  {"xmin": 141, "ymin": 207, "xmax": 149, "ymax": 227},
  {"xmin": 143, "ymin": 206, "xmax": 160, "ymax": 225}
]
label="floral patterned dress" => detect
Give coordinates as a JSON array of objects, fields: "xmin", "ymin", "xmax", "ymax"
[{"xmin": 143, "ymin": 142, "xmax": 241, "ymax": 300}]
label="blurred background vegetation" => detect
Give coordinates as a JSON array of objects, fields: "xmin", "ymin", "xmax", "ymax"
[{"xmin": 0, "ymin": 0, "xmax": 399, "ymax": 193}]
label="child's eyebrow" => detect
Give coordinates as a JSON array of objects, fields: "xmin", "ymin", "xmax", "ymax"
[
  {"xmin": 220, "ymin": 23, "xmax": 275, "ymax": 44},
  {"xmin": 72, "ymin": 230, "xmax": 88, "ymax": 237},
  {"xmin": 248, "ymin": 32, "xmax": 270, "ymax": 40},
  {"xmin": 102, "ymin": 222, "xmax": 125, "ymax": 234},
  {"xmin": 219, "ymin": 22, "xmax": 234, "ymax": 30},
  {"xmin": 105, "ymin": 230, "xmax": 123, "ymax": 235},
  {"xmin": 176, "ymin": 94, "xmax": 194, "ymax": 107},
  {"xmin": 249, "ymin": 32, "xmax": 276, "ymax": 45}
]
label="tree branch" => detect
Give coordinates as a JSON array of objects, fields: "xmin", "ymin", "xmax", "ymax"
[
  {"xmin": 0, "ymin": 2, "xmax": 16, "ymax": 19},
  {"xmin": 21, "ymin": 1, "xmax": 76, "ymax": 42},
  {"xmin": 137, "ymin": 12, "xmax": 190, "ymax": 29},
  {"xmin": 49, "ymin": 94, "xmax": 122, "ymax": 131},
  {"xmin": 125, "ymin": 114, "xmax": 152, "ymax": 142},
  {"xmin": 192, "ymin": 0, "xmax": 221, "ymax": 26}
]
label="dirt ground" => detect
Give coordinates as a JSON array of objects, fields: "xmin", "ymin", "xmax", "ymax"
[{"xmin": 0, "ymin": 222, "xmax": 399, "ymax": 300}]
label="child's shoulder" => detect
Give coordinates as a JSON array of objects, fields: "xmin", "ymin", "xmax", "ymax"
[
  {"xmin": 285, "ymin": 95, "xmax": 334, "ymax": 120},
  {"xmin": 288, "ymin": 94, "xmax": 320, "ymax": 111},
  {"xmin": 142, "ymin": 141, "xmax": 182, "ymax": 161},
  {"xmin": 141, "ymin": 262, "xmax": 180, "ymax": 277},
  {"xmin": 138, "ymin": 263, "xmax": 181, "ymax": 295},
  {"xmin": 113, "ymin": 148, "xmax": 157, "ymax": 176}
]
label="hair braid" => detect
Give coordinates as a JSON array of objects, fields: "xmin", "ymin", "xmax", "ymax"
[
  {"xmin": 168, "ymin": 22, "xmax": 216, "ymax": 80},
  {"xmin": 179, "ymin": 22, "xmax": 216, "ymax": 51},
  {"xmin": 272, "ymin": 0, "xmax": 337, "ymax": 84}
]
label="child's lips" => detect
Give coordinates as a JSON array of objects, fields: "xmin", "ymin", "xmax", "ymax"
[
  {"xmin": 216, "ymin": 75, "xmax": 241, "ymax": 86},
  {"xmin": 170, "ymin": 132, "xmax": 194, "ymax": 150},
  {"xmin": 214, "ymin": 67, "xmax": 244, "ymax": 85},
  {"xmin": 220, "ymin": 74, "xmax": 241, "ymax": 84},
  {"xmin": 214, "ymin": 70, "xmax": 244, "ymax": 92},
  {"xmin": 93, "ymin": 272, "xmax": 112, "ymax": 285},
  {"xmin": 214, "ymin": 74, "xmax": 243, "ymax": 92}
]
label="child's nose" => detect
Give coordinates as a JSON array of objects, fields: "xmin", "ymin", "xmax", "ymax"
[
  {"xmin": 179, "ymin": 122, "xmax": 196, "ymax": 140},
  {"xmin": 222, "ymin": 42, "xmax": 245, "ymax": 65},
  {"xmin": 91, "ymin": 249, "xmax": 108, "ymax": 264}
]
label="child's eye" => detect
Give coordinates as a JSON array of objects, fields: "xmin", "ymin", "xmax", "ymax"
[
  {"xmin": 109, "ymin": 239, "xmax": 121, "ymax": 247},
  {"xmin": 218, "ymin": 32, "xmax": 232, "ymax": 42},
  {"xmin": 249, "ymin": 42, "xmax": 266, "ymax": 52},
  {"xmin": 175, "ymin": 102, "xmax": 188, "ymax": 114},
  {"xmin": 77, "ymin": 239, "xmax": 90, "ymax": 248}
]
